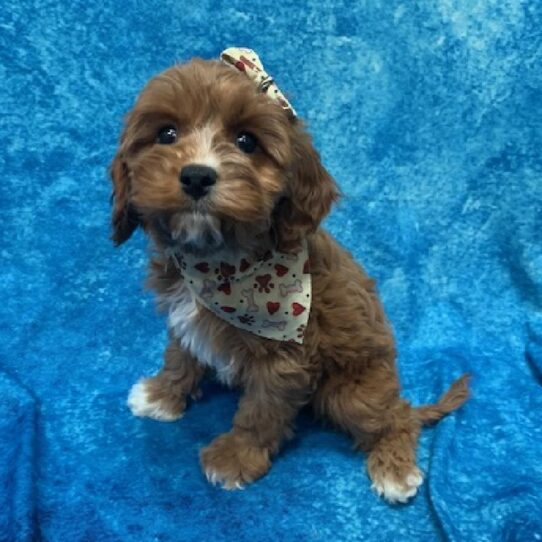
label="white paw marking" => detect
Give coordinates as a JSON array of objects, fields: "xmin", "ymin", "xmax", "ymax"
[
  {"xmin": 204, "ymin": 468, "xmax": 245, "ymax": 490},
  {"xmin": 371, "ymin": 468, "xmax": 423, "ymax": 504},
  {"xmin": 127, "ymin": 380, "xmax": 183, "ymax": 422}
]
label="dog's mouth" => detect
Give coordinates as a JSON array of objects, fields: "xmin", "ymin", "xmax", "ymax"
[
  {"xmin": 150, "ymin": 207, "xmax": 272, "ymax": 259},
  {"xmin": 162, "ymin": 211, "xmax": 224, "ymax": 256}
]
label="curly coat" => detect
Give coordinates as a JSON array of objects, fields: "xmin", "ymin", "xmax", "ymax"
[{"xmin": 110, "ymin": 59, "xmax": 469, "ymax": 502}]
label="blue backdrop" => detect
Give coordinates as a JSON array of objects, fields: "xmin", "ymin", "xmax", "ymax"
[{"xmin": 1, "ymin": 1, "xmax": 541, "ymax": 541}]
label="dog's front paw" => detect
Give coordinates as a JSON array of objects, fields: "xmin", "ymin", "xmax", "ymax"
[
  {"xmin": 200, "ymin": 432, "xmax": 271, "ymax": 490},
  {"xmin": 127, "ymin": 378, "xmax": 186, "ymax": 422},
  {"xmin": 370, "ymin": 466, "xmax": 424, "ymax": 504}
]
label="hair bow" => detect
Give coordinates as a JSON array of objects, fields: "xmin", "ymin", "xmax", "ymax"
[{"xmin": 220, "ymin": 47, "xmax": 297, "ymax": 118}]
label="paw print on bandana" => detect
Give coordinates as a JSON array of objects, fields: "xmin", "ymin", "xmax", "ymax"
[
  {"xmin": 215, "ymin": 262, "xmax": 236, "ymax": 282},
  {"xmin": 296, "ymin": 324, "xmax": 306, "ymax": 340},
  {"xmin": 194, "ymin": 261, "xmax": 209, "ymax": 273},
  {"xmin": 214, "ymin": 263, "xmax": 236, "ymax": 295},
  {"xmin": 238, "ymin": 314, "xmax": 255, "ymax": 326},
  {"xmin": 254, "ymin": 274, "xmax": 274, "ymax": 293}
]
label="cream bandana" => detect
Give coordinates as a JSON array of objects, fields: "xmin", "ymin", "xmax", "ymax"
[
  {"xmin": 220, "ymin": 47, "xmax": 297, "ymax": 118},
  {"xmin": 171, "ymin": 242, "xmax": 311, "ymax": 343}
]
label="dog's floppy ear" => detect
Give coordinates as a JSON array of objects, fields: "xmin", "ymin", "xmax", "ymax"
[
  {"xmin": 110, "ymin": 151, "xmax": 139, "ymax": 246},
  {"xmin": 274, "ymin": 126, "xmax": 339, "ymax": 252}
]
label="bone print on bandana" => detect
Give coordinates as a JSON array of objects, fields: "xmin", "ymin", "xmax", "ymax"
[{"xmin": 177, "ymin": 240, "xmax": 311, "ymax": 343}]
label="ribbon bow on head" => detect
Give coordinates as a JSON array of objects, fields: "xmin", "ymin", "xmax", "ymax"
[{"xmin": 220, "ymin": 47, "xmax": 297, "ymax": 118}]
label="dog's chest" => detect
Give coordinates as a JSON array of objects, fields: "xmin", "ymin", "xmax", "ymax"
[{"xmin": 162, "ymin": 282, "xmax": 236, "ymax": 385}]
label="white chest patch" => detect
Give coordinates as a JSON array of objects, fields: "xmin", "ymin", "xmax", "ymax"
[{"xmin": 162, "ymin": 282, "xmax": 236, "ymax": 385}]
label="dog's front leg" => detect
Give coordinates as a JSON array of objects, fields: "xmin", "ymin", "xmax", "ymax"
[
  {"xmin": 127, "ymin": 337, "xmax": 205, "ymax": 421},
  {"xmin": 200, "ymin": 355, "xmax": 310, "ymax": 489}
]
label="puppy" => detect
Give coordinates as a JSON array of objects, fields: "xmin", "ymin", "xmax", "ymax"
[{"xmin": 110, "ymin": 48, "xmax": 469, "ymax": 502}]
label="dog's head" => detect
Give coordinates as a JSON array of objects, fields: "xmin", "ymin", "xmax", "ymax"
[{"xmin": 110, "ymin": 58, "xmax": 338, "ymax": 255}]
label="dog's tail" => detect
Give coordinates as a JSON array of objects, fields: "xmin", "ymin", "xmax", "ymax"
[{"xmin": 414, "ymin": 374, "xmax": 470, "ymax": 426}]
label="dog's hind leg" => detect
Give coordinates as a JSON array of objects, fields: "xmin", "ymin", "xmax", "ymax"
[
  {"xmin": 127, "ymin": 337, "xmax": 205, "ymax": 421},
  {"xmin": 314, "ymin": 360, "xmax": 469, "ymax": 503}
]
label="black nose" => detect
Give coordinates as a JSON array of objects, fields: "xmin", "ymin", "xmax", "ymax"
[{"xmin": 179, "ymin": 164, "xmax": 217, "ymax": 200}]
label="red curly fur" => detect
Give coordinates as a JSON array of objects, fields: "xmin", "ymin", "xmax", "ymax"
[{"xmin": 110, "ymin": 58, "xmax": 469, "ymax": 502}]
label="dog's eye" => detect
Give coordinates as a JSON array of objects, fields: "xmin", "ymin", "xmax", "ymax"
[
  {"xmin": 157, "ymin": 125, "xmax": 177, "ymax": 145},
  {"xmin": 236, "ymin": 132, "xmax": 258, "ymax": 154}
]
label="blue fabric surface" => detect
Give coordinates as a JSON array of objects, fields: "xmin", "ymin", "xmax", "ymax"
[{"xmin": 1, "ymin": 1, "xmax": 541, "ymax": 540}]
